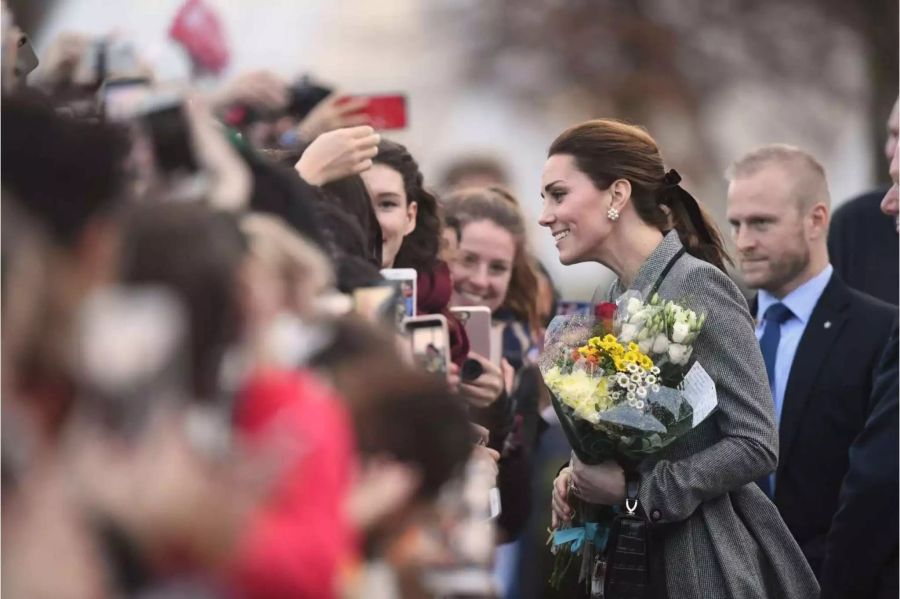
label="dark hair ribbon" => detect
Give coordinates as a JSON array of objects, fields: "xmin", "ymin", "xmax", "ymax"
[{"xmin": 659, "ymin": 168, "xmax": 714, "ymax": 244}]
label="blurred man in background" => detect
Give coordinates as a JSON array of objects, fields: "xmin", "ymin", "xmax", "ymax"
[
  {"xmin": 819, "ymin": 145, "xmax": 899, "ymax": 599},
  {"xmin": 828, "ymin": 98, "xmax": 899, "ymax": 305}
]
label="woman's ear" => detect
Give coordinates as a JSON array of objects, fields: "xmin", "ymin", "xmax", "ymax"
[
  {"xmin": 609, "ymin": 178, "xmax": 632, "ymax": 212},
  {"xmin": 404, "ymin": 201, "xmax": 418, "ymax": 236}
]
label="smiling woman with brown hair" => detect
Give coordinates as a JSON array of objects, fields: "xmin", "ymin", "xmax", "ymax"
[{"xmin": 541, "ymin": 118, "xmax": 818, "ymax": 598}]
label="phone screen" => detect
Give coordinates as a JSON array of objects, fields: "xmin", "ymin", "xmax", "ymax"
[
  {"xmin": 405, "ymin": 317, "xmax": 449, "ymax": 375},
  {"xmin": 380, "ymin": 268, "xmax": 417, "ymax": 318},
  {"xmin": 142, "ymin": 101, "xmax": 198, "ymax": 175},
  {"xmin": 343, "ymin": 94, "xmax": 407, "ymax": 130}
]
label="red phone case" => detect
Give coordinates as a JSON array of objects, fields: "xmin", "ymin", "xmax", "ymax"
[{"xmin": 343, "ymin": 94, "xmax": 407, "ymax": 130}]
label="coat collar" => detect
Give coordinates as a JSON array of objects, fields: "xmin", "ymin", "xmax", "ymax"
[{"xmin": 613, "ymin": 230, "xmax": 684, "ymax": 297}]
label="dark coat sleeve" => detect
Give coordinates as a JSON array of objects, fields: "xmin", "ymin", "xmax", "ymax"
[{"xmin": 819, "ymin": 327, "xmax": 899, "ymax": 599}]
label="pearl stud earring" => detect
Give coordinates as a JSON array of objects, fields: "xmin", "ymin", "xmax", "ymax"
[{"xmin": 607, "ymin": 207, "xmax": 620, "ymax": 221}]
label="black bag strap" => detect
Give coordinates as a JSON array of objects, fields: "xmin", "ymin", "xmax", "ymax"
[
  {"xmin": 624, "ymin": 469, "xmax": 641, "ymax": 516},
  {"xmin": 647, "ymin": 246, "xmax": 685, "ymax": 300}
]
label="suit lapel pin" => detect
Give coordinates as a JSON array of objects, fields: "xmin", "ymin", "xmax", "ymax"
[{"xmin": 824, "ymin": 321, "xmax": 832, "ymax": 329}]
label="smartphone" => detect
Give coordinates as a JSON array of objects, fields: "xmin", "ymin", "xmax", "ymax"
[
  {"xmin": 139, "ymin": 96, "xmax": 199, "ymax": 176},
  {"xmin": 404, "ymin": 314, "xmax": 450, "ymax": 375},
  {"xmin": 101, "ymin": 77, "xmax": 151, "ymax": 121},
  {"xmin": 381, "ymin": 268, "xmax": 417, "ymax": 318},
  {"xmin": 342, "ymin": 93, "xmax": 407, "ymax": 130},
  {"xmin": 450, "ymin": 306, "xmax": 492, "ymax": 363}
]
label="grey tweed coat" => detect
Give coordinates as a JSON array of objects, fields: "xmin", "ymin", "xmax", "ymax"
[{"xmin": 603, "ymin": 232, "xmax": 819, "ymax": 599}]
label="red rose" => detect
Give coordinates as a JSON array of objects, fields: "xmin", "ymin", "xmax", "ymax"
[{"xmin": 595, "ymin": 302, "xmax": 617, "ymax": 320}]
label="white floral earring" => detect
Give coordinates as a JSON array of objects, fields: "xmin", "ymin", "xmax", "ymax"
[{"xmin": 607, "ymin": 206, "xmax": 620, "ymax": 221}]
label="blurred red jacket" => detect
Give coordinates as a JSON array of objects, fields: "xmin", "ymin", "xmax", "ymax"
[{"xmin": 229, "ymin": 368, "xmax": 358, "ymax": 599}]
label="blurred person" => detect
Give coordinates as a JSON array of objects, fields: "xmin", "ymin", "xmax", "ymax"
[
  {"xmin": 726, "ymin": 145, "xmax": 896, "ymax": 578},
  {"xmin": 236, "ymin": 144, "xmax": 326, "ymax": 250},
  {"xmin": 440, "ymin": 154, "xmax": 511, "ymax": 194},
  {"xmin": 345, "ymin": 368, "xmax": 494, "ymax": 598},
  {"xmin": 1, "ymin": 91, "xmax": 129, "ymax": 445},
  {"xmin": 819, "ymin": 146, "xmax": 900, "ymax": 599},
  {"xmin": 307, "ymin": 319, "xmax": 497, "ymax": 598},
  {"xmin": 827, "ymin": 98, "xmax": 899, "ymax": 304},
  {"xmin": 544, "ymin": 120, "xmax": 818, "ymax": 598},
  {"xmin": 119, "ymin": 203, "xmax": 359, "ymax": 599},
  {"xmin": 0, "ymin": 91, "xmax": 133, "ymax": 598},
  {"xmin": 239, "ymin": 213, "xmax": 334, "ymax": 367}
]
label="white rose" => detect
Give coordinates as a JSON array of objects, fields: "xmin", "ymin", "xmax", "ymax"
[
  {"xmin": 630, "ymin": 309, "xmax": 649, "ymax": 326},
  {"xmin": 652, "ymin": 333, "xmax": 670, "ymax": 354},
  {"xmin": 619, "ymin": 323, "xmax": 639, "ymax": 343},
  {"xmin": 668, "ymin": 343, "xmax": 689, "ymax": 365},
  {"xmin": 672, "ymin": 321, "xmax": 690, "ymax": 344},
  {"xmin": 626, "ymin": 297, "xmax": 643, "ymax": 315},
  {"xmin": 638, "ymin": 338, "xmax": 653, "ymax": 354}
]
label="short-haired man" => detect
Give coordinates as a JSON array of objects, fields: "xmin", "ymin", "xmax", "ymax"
[{"xmin": 725, "ymin": 144, "xmax": 896, "ymax": 578}]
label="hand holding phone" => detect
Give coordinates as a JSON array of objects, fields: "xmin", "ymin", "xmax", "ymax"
[
  {"xmin": 458, "ymin": 353, "xmax": 504, "ymax": 409},
  {"xmin": 296, "ymin": 91, "xmax": 370, "ymax": 140}
]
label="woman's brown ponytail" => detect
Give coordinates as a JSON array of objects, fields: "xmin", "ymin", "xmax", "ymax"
[{"xmin": 657, "ymin": 169, "xmax": 731, "ymax": 272}]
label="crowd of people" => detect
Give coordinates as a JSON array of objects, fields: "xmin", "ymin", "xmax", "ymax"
[{"xmin": 2, "ymin": 3, "xmax": 898, "ymax": 599}]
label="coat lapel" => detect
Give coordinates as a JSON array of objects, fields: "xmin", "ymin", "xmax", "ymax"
[{"xmin": 777, "ymin": 275, "xmax": 851, "ymax": 475}]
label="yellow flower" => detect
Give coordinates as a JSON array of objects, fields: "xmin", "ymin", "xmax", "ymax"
[{"xmin": 543, "ymin": 368, "xmax": 612, "ymax": 423}]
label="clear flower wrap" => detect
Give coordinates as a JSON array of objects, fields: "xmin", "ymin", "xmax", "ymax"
[
  {"xmin": 540, "ymin": 291, "xmax": 713, "ymax": 466},
  {"xmin": 543, "ymin": 292, "xmax": 718, "ymax": 590}
]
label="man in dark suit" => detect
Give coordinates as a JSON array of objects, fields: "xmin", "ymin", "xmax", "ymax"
[
  {"xmin": 819, "ymin": 146, "xmax": 900, "ymax": 599},
  {"xmin": 725, "ymin": 144, "xmax": 897, "ymax": 578},
  {"xmin": 827, "ymin": 98, "xmax": 898, "ymax": 305}
]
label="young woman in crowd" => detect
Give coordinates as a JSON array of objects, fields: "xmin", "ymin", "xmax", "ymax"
[
  {"xmin": 360, "ymin": 140, "xmax": 467, "ymax": 363},
  {"xmin": 442, "ymin": 187, "xmax": 545, "ymax": 543},
  {"xmin": 543, "ymin": 119, "xmax": 819, "ymax": 598}
]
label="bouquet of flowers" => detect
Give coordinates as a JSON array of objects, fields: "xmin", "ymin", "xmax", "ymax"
[{"xmin": 541, "ymin": 291, "xmax": 717, "ymax": 589}]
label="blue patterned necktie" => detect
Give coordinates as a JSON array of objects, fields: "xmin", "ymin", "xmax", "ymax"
[{"xmin": 757, "ymin": 302, "xmax": 793, "ymax": 497}]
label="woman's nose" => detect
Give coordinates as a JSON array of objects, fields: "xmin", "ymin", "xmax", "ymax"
[{"xmin": 538, "ymin": 204, "xmax": 555, "ymax": 227}]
